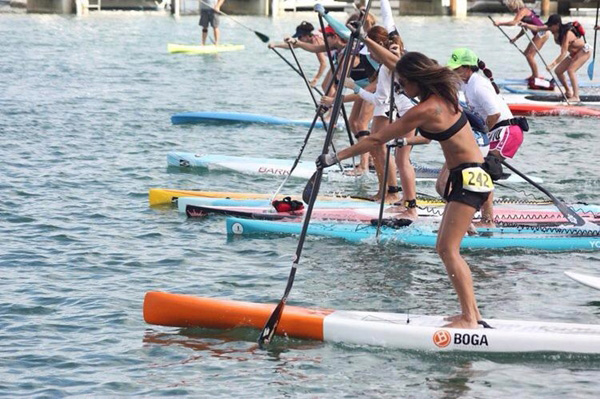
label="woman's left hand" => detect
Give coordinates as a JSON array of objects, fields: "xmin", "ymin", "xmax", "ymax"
[{"xmin": 320, "ymin": 96, "xmax": 334, "ymax": 107}]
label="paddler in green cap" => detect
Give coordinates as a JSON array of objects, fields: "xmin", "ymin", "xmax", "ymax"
[{"xmin": 446, "ymin": 48, "xmax": 525, "ymax": 228}]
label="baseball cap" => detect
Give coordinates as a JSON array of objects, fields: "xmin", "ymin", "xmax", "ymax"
[
  {"xmin": 321, "ymin": 25, "xmax": 337, "ymax": 36},
  {"xmin": 544, "ymin": 14, "xmax": 562, "ymax": 27},
  {"xmin": 446, "ymin": 48, "xmax": 478, "ymax": 69},
  {"xmin": 292, "ymin": 21, "xmax": 314, "ymax": 38}
]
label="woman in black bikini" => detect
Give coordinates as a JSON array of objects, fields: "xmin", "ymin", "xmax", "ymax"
[{"xmin": 316, "ymin": 52, "xmax": 493, "ymax": 329}]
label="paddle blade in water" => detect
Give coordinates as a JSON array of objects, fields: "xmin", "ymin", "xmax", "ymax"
[
  {"xmin": 302, "ymin": 172, "xmax": 318, "ymax": 204},
  {"xmin": 257, "ymin": 300, "xmax": 285, "ymax": 347},
  {"xmin": 255, "ymin": 31, "xmax": 270, "ymax": 43},
  {"xmin": 588, "ymin": 60, "xmax": 595, "ymax": 80}
]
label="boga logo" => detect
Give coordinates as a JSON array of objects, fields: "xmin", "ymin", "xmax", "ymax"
[
  {"xmin": 433, "ymin": 330, "xmax": 452, "ymax": 348},
  {"xmin": 433, "ymin": 330, "xmax": 490, "ymax": 348}
]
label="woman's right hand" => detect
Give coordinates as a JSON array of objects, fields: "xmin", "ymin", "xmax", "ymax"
[
  {"xmin": 284, "ymin": 37, "xmax": 298, "ymax": 45},
  {"xmin": 267, "ymin": 42, "xmax": 275, "ymax": 49}
]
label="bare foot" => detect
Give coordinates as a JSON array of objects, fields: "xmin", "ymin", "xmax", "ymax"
[
  {"xmin": 473, "ymin": 220, "xmax": 496, "ymax": 228},
  {"xmin": 343, "ymin": 167, "xmax": 367, "ymax": 177},
  {"xmin": 567, "ymin": 96, "xmax": 580, "ymax": 103},
  {"xmin": 565, "ymin": 90, "xmax": 573, "ymax": 98},
  {"xmin": 467, "ymin": 223, "xmax": 478, "ymax": 236},
  {"xmin": 384, "ymin": 193, "xmax": 400, "ymax": 204},
  {"xmin": 443, "ymin": 315, "xmax": 479, "ymax": 329}
]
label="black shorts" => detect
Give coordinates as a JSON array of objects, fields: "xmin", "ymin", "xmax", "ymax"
[
  {"xmin": 200, "ymin": 9, "xmax": 219, "ymax": 28},
  {"xmin": 443, "ymin": 163, "xmax": 492, "ymax": 211}
]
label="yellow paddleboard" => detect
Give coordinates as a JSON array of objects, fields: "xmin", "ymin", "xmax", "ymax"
[
  {"xmin": 148, "ymin": 188, "xmax": 446, "ymax": 207},
  {"xmin": 167, "ymin": 43, "xmax": 245, "ymax": 54}
]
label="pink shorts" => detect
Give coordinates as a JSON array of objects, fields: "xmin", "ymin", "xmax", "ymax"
[{"xmin": 488, "ymin": 125, "xmax": 523, "ymax": 159}]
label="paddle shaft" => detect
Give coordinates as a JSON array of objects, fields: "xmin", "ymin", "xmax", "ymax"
[
  {"xmin": 317, "ymin": 13, "xmax": 355, "ymax": 147},
  {"xmin": 376, "ymin": 71, "xmax": 398, "ymax": 240},
  {"xmin": 258, "ymin": 0, "xmax": 374, "ymax": 347},
  {"xmin": 501, "ymin": 160, "xmax": 586, "ymax": 226},
  {"xmin": 488, "ymin": 16, "xmax": 526, "ymax": 56},
  {"xmin": 200, "ymin": 0, "xmax": 269, "ymax": 42},
  {"xmin": 521, "ymin": 29, "xmax": 570, "ymax": 105},
  {"xmin": 376, "ymin": 144, "xmax": 393, "ymax": 239},
  {"xmin": 590, "ymin": 0, "xmax": 600, "ymax": 79}
]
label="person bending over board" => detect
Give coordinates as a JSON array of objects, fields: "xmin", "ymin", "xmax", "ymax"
[
  {"xmin": 317, "ymin": 51, "xmax": 493, "ymax": 329},
  {"xmin": 200, "ymin": 0, "xmax": 225, "ymax": 46},
  {"xmin": 520, "ymin": 14, "xmax": 590, "ymax": 102},
  {"xmin": 447, "ymin": 48, "xmax": 525, "ymax": 228},
  {"xmin": 268, "ymin": 21, "xmax": 328, "ymax": 87},
  {"xmin": 493, "ymin": 0, "xmax": 550, "ymax": 81}
]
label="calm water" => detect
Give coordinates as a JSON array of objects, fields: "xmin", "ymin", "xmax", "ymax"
[{"xmin": 2, "ymin": 9, "xmax": 600, "ymax": 398}]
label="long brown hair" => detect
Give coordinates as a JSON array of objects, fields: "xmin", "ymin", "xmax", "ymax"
[
  {"xmin": 367, "ymin": 26, "xmax": 389, "ymax": 47},
  {"xmin": 395, "ymin": 52, "xmax": 461, "ymax": 112}
]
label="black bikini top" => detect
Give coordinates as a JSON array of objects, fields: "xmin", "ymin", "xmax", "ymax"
[{"xmin": 418, "ymin": 111, "xmax": 468, "ymax": 142}]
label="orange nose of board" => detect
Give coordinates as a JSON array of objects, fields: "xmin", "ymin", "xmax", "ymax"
[{"xmin": 143, "ymin": 291, "xmax": 333, "ymax": 341}]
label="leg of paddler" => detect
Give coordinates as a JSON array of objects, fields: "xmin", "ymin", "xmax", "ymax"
[
  {"xmin": 566, "ymin": 50, "xmax": 591, "ymax": 102},
  {"xmin": 394, "ymin": 129, "xmax": 417, "ymax": 219},
  {"xmin": 370, "ymin": 116, "xmax": 400, "ymax": 203},
  {"xmin": 436, "ymin": 201, "xmax": 482, "ymax": 329}
]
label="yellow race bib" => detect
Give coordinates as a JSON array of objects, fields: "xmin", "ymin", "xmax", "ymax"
[{"xmin": 462, "ymin": 167, "xmax": 494, "ymax": 193}]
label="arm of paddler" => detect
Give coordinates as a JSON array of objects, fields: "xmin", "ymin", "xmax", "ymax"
[
  {"xmin": 363, "ymin": 37, "xmax": 399, "ymax": 71},
  {"xmin": 548, "ymin": 33, "xmax": 571, "ymax": 69},
  {"xmin": 288, "ymin": 38, "xmax": 327, "ymax": 53},
  {"xmin": 335, "ymin": 105, "xmax": 423, "ymax": 162},
  {"xmin": 268, "ymin": 41, "xmax": 293, "ymax": 49},
  {"xmin": 496, "ymin": 9, "xmax": 528, "ymax": 26},
  {"xmin": 311, "ymin": 52, "xmax": 328, "ymax": 86}
]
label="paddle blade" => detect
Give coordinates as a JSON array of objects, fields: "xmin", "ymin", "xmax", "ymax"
[
  {"xmin": 588, "ymin": 60, "xmax": 595, "ymax": 80},
  {"xmin": 302, "ymin": 171, "xmax": 318, "ymax": 204},
  {"xmin": 257, "ymin": 300, "xmax": 285, "ymax": 347},
  {"xmin": 255, "ymin": 31, "xmax": 270, "ymax": 43}
]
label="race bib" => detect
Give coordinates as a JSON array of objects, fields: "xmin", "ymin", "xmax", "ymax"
[{"xmin": 462, "ymin": 167, "xmax": 494, "ymax": 193}]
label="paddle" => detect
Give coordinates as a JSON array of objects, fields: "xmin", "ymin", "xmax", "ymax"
[
  {"xmin": 488, "ymin": 16, "xmax": 527, "ymax": 56},
  {"xmin": 588, "ymin": 0, "xmax": 600, "ymax": 80},
  {"xmin": 375, "ymin": 70, "xmax": 398, "ymax": 240},
  {"xmin": 258, "ymin": 0, "xmax": 373, "ymax": 348},
  {"xmin": 200, "ymin": 0, "xmax": 269, "ymax": 43},
  {"xmin": 520, "ymin": 29, "xmax": 571, "ymax": 105},
  {"xmin": 501, "ymin": 160, "xmax": 587, "ymax": 226}
]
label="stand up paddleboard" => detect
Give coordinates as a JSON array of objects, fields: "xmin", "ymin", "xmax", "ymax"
[
  {"xmin": 182, "ymin": 202, "xmax": 600, "ymax": 225},
  {"xmin": 166, "ymin": 152, "xmax": 543, "ymax": 184},
  {"xmin": 167, "ymin": 43, "xmax": 245, "ymax": 54},
  {"xmin": 170, "ymin": 111, "xmax": 343, "ymax": 129},
  {"xmin": 565, "ymin": 271, "xmax": 600, "ymax": 290},
  {"xmin": 497, "ymin": 78, "xmax": 600, "ymax": 88},
  {"xmin": 225, "ymin": 217, "xmax": 600, "ymax": 251},
  {"xmin": 144, "ymin": 291, "xmax": 600, "ymax": 354},
  {"xmin": 507, "ymin": 103, "xmax": 600, "ymax": 117}
]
